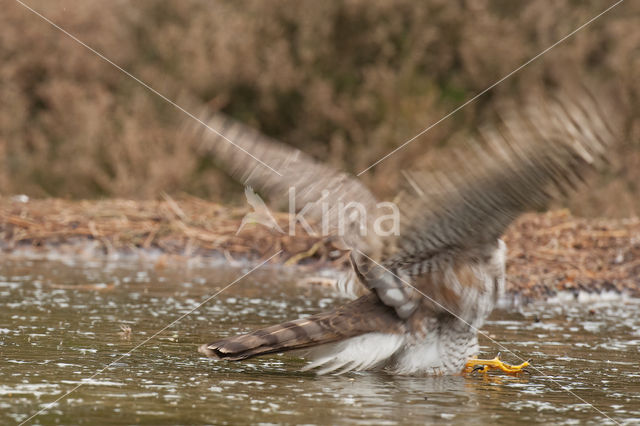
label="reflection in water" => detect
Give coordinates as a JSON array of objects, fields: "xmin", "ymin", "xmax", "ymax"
[{"xmin": 0, "ymin": 258, "xmax": 639, "ymax": 425}]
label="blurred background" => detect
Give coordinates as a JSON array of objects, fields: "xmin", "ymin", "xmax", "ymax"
[{"xmin": 1, "ymin": 0, "xmax": 638, "ymax": 216}]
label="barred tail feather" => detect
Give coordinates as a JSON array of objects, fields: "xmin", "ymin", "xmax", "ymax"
[
  {"xmin": 199, "ymin": 316, "xmax": 345, "ymax": 361},
  {"xmin": 199, "ymin": 294, "xmax": 403, "ymax": 362}
]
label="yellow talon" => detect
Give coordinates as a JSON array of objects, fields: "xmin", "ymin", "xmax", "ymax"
[{"xmin": 465, "ymin": 353, "xmax": 530, "ymax": 374}]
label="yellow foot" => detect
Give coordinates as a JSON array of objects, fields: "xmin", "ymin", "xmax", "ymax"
[{"xmin": 465, "ymin": 352, "xmax": 530, "ymax": 374}]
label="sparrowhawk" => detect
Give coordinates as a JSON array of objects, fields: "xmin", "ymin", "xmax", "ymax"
[{"xmin": 195, "ymin": 89, "xmax": 617, "ymax": 375}]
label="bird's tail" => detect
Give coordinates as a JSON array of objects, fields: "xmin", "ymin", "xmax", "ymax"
[
  {"xmin": 199, "ymin": 315, "xmax": 343, "ymax": 361},
  {"xmin": 199, "ymin": 294, "xmax": 399, "ymax": 361}
]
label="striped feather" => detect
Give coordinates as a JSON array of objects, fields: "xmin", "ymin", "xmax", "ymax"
[
  {"xmin": 189, "ymin": 112, "xmax": 380, "ymax": 250},
  {"xmin": 200, "ymin": 293, "xmax": 403, "ymax": 361},
  {"xmin": 349, "ymin": 88, "xmax": 619, "ymax": 320}
]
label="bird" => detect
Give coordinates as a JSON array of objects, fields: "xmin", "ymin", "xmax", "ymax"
[{"xmin": 192, "ymin": 87, "xmax": 618, "ymax": 375}]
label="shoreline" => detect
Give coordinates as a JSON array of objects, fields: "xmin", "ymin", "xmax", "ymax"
[{"xmin": 2, "ymin": 197, "xmax": 639, "ymax": 302}]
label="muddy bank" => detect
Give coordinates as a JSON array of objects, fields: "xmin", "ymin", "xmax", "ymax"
[{"xmin": 1, "ymin": 197, "xmax": 638, "ymax": 301}]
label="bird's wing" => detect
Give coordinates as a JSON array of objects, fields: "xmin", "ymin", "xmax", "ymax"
[
  {"xmin": 189, "ymin": 112, "xmax": 379, "ymax": 249},
  {"xmin": 353, "ymin": 88, "xmax": 619, "ymax": 318}
]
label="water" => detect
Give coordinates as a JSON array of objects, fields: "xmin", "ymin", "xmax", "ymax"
[{"xmin": 1, "ymin": 258, "xmax": 639, "ymax": 425}]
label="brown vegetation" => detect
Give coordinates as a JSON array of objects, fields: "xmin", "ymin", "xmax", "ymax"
[
  {"xmin": 1, "ymin": 197, "xmax": 639, "ymax": 301},
  {"xmin": 0, "ymin": 196, "xmax": 335, "ymax": 265},
  {"xmin": 1, "ymin": 1, "xmax": 639, "ymax": 215},
  {"xmin": 504, "ymin": 210, "xmax": 640, "ymax": 302}
]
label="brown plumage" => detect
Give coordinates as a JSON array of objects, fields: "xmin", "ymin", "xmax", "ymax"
[
  {"xmin": 200, "ymin": 293, "xmax": 402, "ymax": 360},
  {"xmin": 195, "ymin": 87, "xmax": 619, "ymax": 375}
]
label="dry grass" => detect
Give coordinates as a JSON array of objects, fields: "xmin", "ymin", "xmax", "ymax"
[
  {"xmin": 504, "ymin": 210, "xmax": 640, "ymax": 301},
  {"xmin": 1, "ymin": 197, "xmax": 639, "ymax": 301},
  {"xmin": 0, "ymin": 195, "xmax": 344, "ymax": 266},
  {"xmin": 1, "ymin": 1, "xmax": 639, "ymax": 215}
]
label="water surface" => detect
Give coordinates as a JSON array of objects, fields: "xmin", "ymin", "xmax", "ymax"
[{"xmin": 1, "ymin": 258, "xmax": 639, "ymax": 425}]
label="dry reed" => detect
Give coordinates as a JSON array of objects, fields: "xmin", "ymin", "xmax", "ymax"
[{"xmin": 1, "ymin": 197, "xmax": 638, "ymax": 301}]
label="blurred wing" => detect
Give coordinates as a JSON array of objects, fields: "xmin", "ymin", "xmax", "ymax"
[
  {"xmin": 189, "ymin": 112, "xmax": 379, "ymax": 249},
  {"xmin": 384, "ymin": 89, "xmax": 618, "ymax": 271},
  {"xmin": 353, "ymin": 89, "xmax": 619, "ymax": 318}
]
